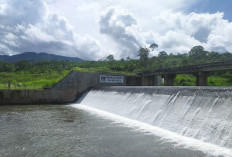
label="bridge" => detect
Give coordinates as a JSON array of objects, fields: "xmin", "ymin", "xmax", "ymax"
[{"xmin": 138, "ymin": 60, "xmax": 232, "ymax": 86}]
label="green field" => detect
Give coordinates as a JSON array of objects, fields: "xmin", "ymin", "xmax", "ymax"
[
  {"xmin": 174, "ymin": 74, "xmax": 232, "ymax": 86},
  {"xmin": 0, "ymin": 71, "xmax": 69, "ymax": 90},
  {"xmin": 0, "ymin": 67, "xmax": 135, "ymax": 90}
]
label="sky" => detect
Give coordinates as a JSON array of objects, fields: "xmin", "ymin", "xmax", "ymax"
[{"xmin": 0, "ymin": 0, "xmax": 232, "ymax": 60}]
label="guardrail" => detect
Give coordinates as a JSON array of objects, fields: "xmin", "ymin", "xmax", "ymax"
[{"xmin": 140, "ymin": 59, "xmax": 232, "ymax": 75}]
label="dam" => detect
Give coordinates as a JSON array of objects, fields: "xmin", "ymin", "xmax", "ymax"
[
  {"xmin": 72, "ymin": 86, "xmax": 232, "ymax": 156},
  {"xmin": 1, "ymin": 73, "xmax": 232, "ymax": 156}
]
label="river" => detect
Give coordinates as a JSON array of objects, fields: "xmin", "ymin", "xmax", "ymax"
[{"xmin": 0, "ymin": 105, "xmax": 208, "ymax": 157}]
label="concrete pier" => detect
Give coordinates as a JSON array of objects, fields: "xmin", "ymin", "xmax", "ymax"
[
  {"xmin": 141, "ymin": 76, "xmax": 155, "ymax": 86},
  {"xmin": 196, "ymin": 72, "xmax": 209, "ymax": 86},
  {"xmin": 163, "ymin": 74, "xmax": 176, "ymax": 86}
]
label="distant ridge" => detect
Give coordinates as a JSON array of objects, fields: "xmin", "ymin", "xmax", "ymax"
[{"xmin": 0, "ymin": 52, "xmax": 84, "ymax": 62}]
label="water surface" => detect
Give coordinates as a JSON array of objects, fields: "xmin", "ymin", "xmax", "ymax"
[{"xmin": 0, "ymin": 105, "xmax": 208, "ymax": 157}]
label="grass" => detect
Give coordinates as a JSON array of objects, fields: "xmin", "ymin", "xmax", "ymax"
[
  {"xmin": 174, "ymin": 74, "xmax": 196, "ymax": 86},
  {"xmin": 208, "ymin": 75, "xmax": 231, "ymax": 86},
  {"xmin": 0, "ymin": 67, "xmax": 135, "ymax": 90},
  {"xmin": 73, "ymin": 67, "xmax": 135, "ymax": 76},
  {"xmin": 0, "ymin": 70, "xmax": 70, "ymax": 90},
  {"xmin": 174, "ymin": 74, "xmax": 232, "ymax": 86}
]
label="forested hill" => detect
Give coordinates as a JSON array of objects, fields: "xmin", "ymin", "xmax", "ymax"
[{"xmin": 0, "ymin": 52, "xmax": 84, "ymax": 63}]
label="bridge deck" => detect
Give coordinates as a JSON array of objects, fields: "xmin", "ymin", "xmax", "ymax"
[{"xmin": 140, "ymin": 60, "xmax": 232, "ymax": 76}]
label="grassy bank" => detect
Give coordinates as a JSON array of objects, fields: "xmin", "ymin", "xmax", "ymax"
[
  {"xmin": 73, "ymin": 67, "xmax": 135, "ymax": 76},
  {"xmin": 0, "ymin": 67, "xmax": 134, "ymax": 90},
  {"xmin": 174, "ymin": 74, "xmax": 232, "ymax": 86},
  {"xmin": 0, "ymin": 70, "xmax": 70, "ymax": 90}
]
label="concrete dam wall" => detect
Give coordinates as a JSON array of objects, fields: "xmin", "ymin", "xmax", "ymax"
[
  {"xmin": 0, "ymin": 72, "xmax": 126, "ymax": 105},
  {"xmin": 75, "ymin": 86, "xmax": 232, "ymax": 155}
]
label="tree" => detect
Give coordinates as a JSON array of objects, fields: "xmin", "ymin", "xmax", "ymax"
[
  {"xmin": 149, "ymin": 43, "xmax": 158, "ymax": 51},
  {"xmin": 158, "ymin": 51, "xmax": 168, "ymax": 57},
  {"xmin": 208, "ymin": 51, "xmax": 220, "ymax": 62},
  {"xmin": 138, "ymin": 47, "xmax": 150, "ymax": 68},
  {"xmin": 188, "ymin": 46, "xmax": 209, "ymax": 64},
  {"xmin": 106, "ymin": 55, "xmax": 115, "ymax": 62},
  {"xmin": 0, "ymin": 61, "xmax": 15, "ymax": 72},
  {"xmin": 15, "ymin": 60, "xmax": 30, "ymax": 72},
  {"xmin": 189, "ymin": 46, "xmax": 207, "ymax": 57}
]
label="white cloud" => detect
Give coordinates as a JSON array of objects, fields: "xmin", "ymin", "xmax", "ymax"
[
  {"xmin": 98, "ymin": 9, "xmax": 202, "ymax": 57},
  {"xmin": 98, "ymin": 4, "xmax": 232, "ymax": 58},
  {"xmin": 0, "ymin": 0, "xmax": 46, "ymax": 26},
  {"xmin": 0, "ymin": 0, "xmax": 102, "ymax": 59},
  {"xmin": 99, "ymin": 9, "xmax": 232, "ymax": 56},
  {"xmin": 0, "ymin": 2, "xmax": 7, "ymax": 15},
  {"xmin": 148, "ymin": 11, "xmax": 232, "ymax": 54},
  {"xmin": 99, "ymin": 8, "xmax": 143, "ymax": 58},
  {"xmin": 1, "ymin": 0, "xmax": 232, "ymax": 60}
]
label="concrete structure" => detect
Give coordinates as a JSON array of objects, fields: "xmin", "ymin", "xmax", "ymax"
[
  {"xmin": 139, "ymin": 60, "xmax": 232, "ymax": 86},
  {"xmin": 126, "ymin": 76, "xmax": 142, "ymax": 86},
  {"xmin": 0, "ymin": 72, "xmax": 126, "ymax": 105},
  {"xmin": 195, "ymin": 72, "xmax": 209, "ymax": 86},
  {"xmin": 126, "ymin": 75, "xmax": 163, "ymax": 86},
  {"xmin": 163, "ymin": 74, "xmax": 176, "ymax": 86}
]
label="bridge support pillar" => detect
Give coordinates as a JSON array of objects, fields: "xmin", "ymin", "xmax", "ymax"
[
  {"xmin": 196, "ymin": 72, "xmax": 209, "ymax": 86},
  {"xmin": 155, "ymin": 76, "xmax": 163, "ymax": 86},
  {"xmin": 141, "ymin": 76, "xmax": 156, "ymax": 86},
  {"xmin": 163, "ymin": 74, "xmax": 176, "ymax": 86},
  {"xmin": 141, "ymin": 76, "xmax": 162, "ymax": 86}
]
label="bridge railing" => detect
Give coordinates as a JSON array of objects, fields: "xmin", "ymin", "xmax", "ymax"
[{"xmin": 139, "ymin": 59, "xmax": 232, "ymax": 75}]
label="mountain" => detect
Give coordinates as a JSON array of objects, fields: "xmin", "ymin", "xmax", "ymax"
[{"xmin": 0, "ymin": 52, "xmax": 84, "ymax": 62}]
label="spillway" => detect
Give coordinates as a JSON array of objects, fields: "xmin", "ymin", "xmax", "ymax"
[{"xmin": 73, "ymin": 86, "xmax": 232, "ymax": 156}]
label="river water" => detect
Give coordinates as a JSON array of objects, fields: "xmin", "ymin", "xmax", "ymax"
[{"xmin": 0, "ymin": 105, "xmax": 209, "ymax": 157}]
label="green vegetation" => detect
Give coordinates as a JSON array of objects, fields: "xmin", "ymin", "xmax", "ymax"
[
  {"xmin": 174, "ymin": 73, "xmax": 232, "ymax": 86},
  {"xmin": 174, "ymin": 74, "xmax": 196, "ymax": 86},
  {"xmin": 0, "ymin": 45, "xmax": 232, "ymax": 89},
  {"xmin": 0, "ymin": 60, "xmax": 136, "ymax": 89},
  {"xmin": 0, "ymin": 71, "xmax": 70, "ymax": 90},
  {"xmin": 141, "ymin": 46, "xmax": 232, "ymax": 71}
]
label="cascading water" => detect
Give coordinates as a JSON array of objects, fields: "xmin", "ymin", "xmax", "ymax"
[{"xmin": 73, "ymin": 86, "xmax": 232, "ymax": 156}]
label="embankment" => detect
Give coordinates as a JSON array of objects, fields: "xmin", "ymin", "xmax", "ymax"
[{"xmin": 0, "ymin": 72, "xmax": 126, "ymax": 105}]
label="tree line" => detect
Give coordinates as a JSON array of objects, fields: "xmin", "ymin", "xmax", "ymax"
[
  {"xmin": 0, "ymin": 45, "xmax": 231, "ymax": 74},
  {"xmin": 137, "ymin": 44, "xmax": 232, "ymax": 71}
]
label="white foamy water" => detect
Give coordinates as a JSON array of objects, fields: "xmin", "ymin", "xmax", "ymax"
[{"xmin": 72, "ymin": 87, "xmax": 232, "ymax": 157}]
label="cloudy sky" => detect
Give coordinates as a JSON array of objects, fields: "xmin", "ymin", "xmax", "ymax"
[{"xmin": 0, "ymin": 0, "xmax": 232, "ymax": 60}]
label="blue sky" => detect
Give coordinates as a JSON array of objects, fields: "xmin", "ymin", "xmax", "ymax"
[
  {"xmin": 0, "ymin": 0, "xmax": 232, "ymax": 59},
  {"xmin": 189, "ymin": 0, "xmax": 232, "ymax": 21}
]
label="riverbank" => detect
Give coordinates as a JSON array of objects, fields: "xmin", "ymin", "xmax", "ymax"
[{"xmin": 0, "ymin": 72, "xmax": 126, "ymax": 105}]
